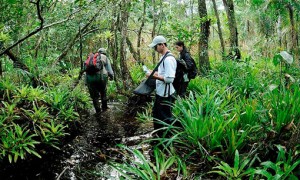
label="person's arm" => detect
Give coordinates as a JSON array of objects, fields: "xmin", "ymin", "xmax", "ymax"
[
  {"xmin": 151, "ymin": 72, "xmax": 174, "ymax": 83},
  {"xmin": 105, "ymin": 57, "xmax": 114, "ymax": 79},
  {"xmin": 152, "ymin": 72, "xmax": 164, "ymax": 81},
  {"xmin": 184, "ymin": 52, "xmax": 193, "ymax": 70},
  {"xmin": 154, "ymin": 57, "xmax": 176, "ymax": 82}
]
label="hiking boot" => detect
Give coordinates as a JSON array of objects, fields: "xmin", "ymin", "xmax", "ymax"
[
  {"xmin": 94, "ymin": 111, "xmax": 102, "ymax": 118},
  {"xmin": 102, "ymin": 100, "xmax": 109, "ymax": 111},
  {"xmin": 93, "ymin": 99, "xmax": 101, "ymax": 113},
  {"xmin": 102, "ymin": 107, "xmax": 109, "ymax": 112}
]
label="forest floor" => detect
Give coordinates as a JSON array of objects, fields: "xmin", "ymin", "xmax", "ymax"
[{"xmin": 0, "ymin": 100, "xmax": 154, "ymax": 180}]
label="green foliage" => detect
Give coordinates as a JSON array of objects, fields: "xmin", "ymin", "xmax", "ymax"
[
  {"xmin": 171, "ymin": 86, "xmax": 259, "ymax": 159},
  {"xmin": 209, "ymin": 150, "xmax": 256, "ymax": 179},
  {"xmin": 109, "ymin": 145, "xmax": 185, "ymax": 179},
  {"xmin": 69, "ymin": 86, "xmax": 91, "ymax": 111},
  {"xmin": 129, "ymin": 62, "xmax": 149, "ymax": 85},
  {"xmin": 263, "ymin": 85, "xmax": 300, "ymax": 132},
  {"xmin": 0, "ymin": 124, "xmax": 41, "ymax": 163},
  {"xmin": 1, "ymin": 101, "xmax": 20, "ymax": 123},
  {"xmin": 254, "ymin": 145, "xmax": 300, "ymax": 179},
  {"xmin": 0, "ymin": 31, "xmax": 10, "ymax": 43},
  {"xmin": 0, "ymin": 72, "xmax": 88, "ymax": 162},
  {"xmin": 0, "ymin": 78, "xmax": 16, "ymax": 101},
  {"xmin": 45, "ymin": 88, "xmax": 71, "ymax": 111},
  {"xmin": 22, "ymin": 102, "xmax": 50, "ymax": 123},
  {"xmin": 38, "ymin": 121, "xmax": 68, "ymax": 149},
  {"xmin": 14, "ymin": 85, "xmax": 46, "ymax": 103}
]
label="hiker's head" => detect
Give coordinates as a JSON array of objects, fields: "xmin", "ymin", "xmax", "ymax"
[
  {"xmin": 98, "ymin": 48, "xmax": 106, "ymax": 55},
  {"xmin": 149, "ymin": 36, "xmax": 167, "ymax": 53},
  {"xmin": 175, "ymin": 41, "xmax": 185, "ymax": 52}
]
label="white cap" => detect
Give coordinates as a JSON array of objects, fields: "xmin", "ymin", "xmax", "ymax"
[
  {"xmin": 98, "ymin": 48, "xmax": 106, "ymax": 54},
  {"xmin": 148, "ymin": 35, "xmax": 167, "ymax": 48}
]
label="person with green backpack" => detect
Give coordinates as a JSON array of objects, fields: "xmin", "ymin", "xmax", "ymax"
[{"xmin": 84, "ymin": 48, "xmax": 114, "ymax": 114}]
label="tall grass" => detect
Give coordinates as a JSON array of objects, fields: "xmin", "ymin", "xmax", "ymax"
[
  {"xmin": 144, "ymin": 59, "xmax": 299, "ymax": 176},
  {"xmin": 109, "ymin": 145, "xmax": 187, "ymax": 179}
]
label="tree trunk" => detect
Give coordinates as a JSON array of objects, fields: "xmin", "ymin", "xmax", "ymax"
[
  {"xmin": 5, "ymin": 50, "xmax": 39, "ymax": 87},
  {"xmin": 109, "ymin": 7, "xmax": 121, "ymax": 91},
  {"xmin": 34, "ymin": 33, "xmax": 44, "ymax": 59},
  {"xmin": 277, "ymin": 15, "xmax": 282, "ymax": 47},
  {"xmin": 151, "ymin": 0, "xmax": 158, "ymax": 64},
  {"xmin": 287, "ymin": 3, "xmax": 298, "ymax": 63},
  {"xmin": 137, "ymin": 1, "xmax": 146, "ymax": 61},
  {"xmin": 0, "ymin": 59, "xmax": 2, "ymax": 76},
  {"xmin": 188, "ymin": 0, "xmax": 195, "ymax": 50},
  {"xmin": 126, "ymin": 37, "xmax": 139, "ymax": 63},
  {"xmin": 119, "ymin": 0, "xmax": 133, "ymax": 90},
  {"xmin": 212, "ymin": 0, "xmax": 225, "ymax": 57},
  {"xmin": 197, "ymin": 0, "xmax": 211, "ymax": 75},
  {"xmin": 222, "ymin": 0, "xmax": 241, "ymax": 60}
]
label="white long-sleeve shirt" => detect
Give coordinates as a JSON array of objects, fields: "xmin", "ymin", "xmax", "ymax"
[{"xmin": 156, "ymin": 53, "xmax": 177, "ymax": 97}]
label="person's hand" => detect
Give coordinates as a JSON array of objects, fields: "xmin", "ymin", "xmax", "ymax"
[{"xmin": 146, "ymin": 70, "xmax": 153, "ymax": 77}]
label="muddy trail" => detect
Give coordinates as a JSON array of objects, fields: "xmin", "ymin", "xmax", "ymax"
[{"xmin": 0, "ymin": 100, "xmax": 154, "ymax": 180}]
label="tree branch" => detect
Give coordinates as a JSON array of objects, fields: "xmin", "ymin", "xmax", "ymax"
[
  {"xmin": 0, "ymin": 0, "xmax": 43, "ymax": 57},
  {"xmin": 52, "ymin": 9, "xmax": 100, "ymax": 67},
  {"xmin": 0, "ymin": 6, "xmax": 80, "ymax": 57}
]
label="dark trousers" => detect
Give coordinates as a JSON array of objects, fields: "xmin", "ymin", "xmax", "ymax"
[
  {"xmin": 177, "ymin": 81, "xmax": 189, "ymax": 97},
  {"xmin": 152, "ymin": 94, "xmax": 175, "ymax": 138},
  {"xmin": 86, "ymin": 74, "xmax": 108, "ymax": 113}
]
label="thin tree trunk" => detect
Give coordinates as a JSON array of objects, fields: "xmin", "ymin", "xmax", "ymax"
[
  {"xmin": 222, "ymin": 0, "xmax": 241, "ymax": 60},
  {"xmin": 198, "ymin": 0, "xmax": 211, "ymax": 75},
  {"xmin": 119, "ymin": 0, "xmax": 133, "ymax": 90},
  {"xmin": 151, "ymin": 0, "xmax": 158, "ymax": 64},
  {"xmin": 34, "ymin": 33, "xmax": 44, "ymax": 59},
  {"xmin": 212, "ymin": 0, "xmax": 225, "ymax": 57},
  {"xmin": 188, "ymin": 0, "xmax": 195, "ymax": 50},
  {"xmin": 126, "ymin": 37, "xmax": 139, "ymax": 63},
  {"xmin": 287, "ymin": 3, "xmax": 298, "ymax": 63},
  {"xmin": 137, "ymin": 1, "xmax": 146, "ymax": 61},
  {"xmin": 110, "ymin": 6, "xmax": 121, "ymax": 91},
  {"xmin": 277, "ymin": 15, "xmax": 282, "ymax": 47},
  {"xmin": 0, "ymin": 59, "xmax": 2, "ymax": 76}
]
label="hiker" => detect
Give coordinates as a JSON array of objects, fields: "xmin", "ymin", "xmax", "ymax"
[
  {"xmin": 174, "ymin": 41, "xmax": 196, "ymax": 97},
  {"xmin": 147, "ymin": 35, "xmax": 177, "ymax": 138},
  {"xmin": 85, "ymin": 48, "xmax": 114, "ymax": 114}
]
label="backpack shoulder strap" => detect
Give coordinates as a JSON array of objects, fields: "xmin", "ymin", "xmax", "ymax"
[
  {"xmin": 145, "ymin": 52, "xmax": 170, "ymax": 84},
  {"xmin": 162, "ymin": 52, "xmax": 175, "ymax": 68}
]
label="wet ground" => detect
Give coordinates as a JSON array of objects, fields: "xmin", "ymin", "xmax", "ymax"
[{"xmin": 0, "ymin": 100, "xmax": 154, "ymax": 180}]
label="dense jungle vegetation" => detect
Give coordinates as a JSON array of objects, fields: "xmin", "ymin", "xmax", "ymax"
[{"xmin": 1, "ymin": 0, "xmax": 300, "ymax": 179}]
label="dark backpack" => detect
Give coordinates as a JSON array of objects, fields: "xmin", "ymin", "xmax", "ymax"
[
  {"xmin": 187, "ymin": 57, "xmax": 197, "ymax": 79},
  {"xmin": 84, "ymin": 53, "xmax": 104, "ymax": 74}
]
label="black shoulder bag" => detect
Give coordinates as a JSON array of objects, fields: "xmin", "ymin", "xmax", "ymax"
[{"xmin": 133, "ymin": 52, "xmax": 170, "ymax": 95}]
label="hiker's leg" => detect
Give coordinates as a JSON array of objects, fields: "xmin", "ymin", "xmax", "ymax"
[
  {"xmin": 159, "ymin": 96, "xmax": 176, "ymax": 138},
  {"xmin": 92, "ymin": 98, "xmax": 101, "ymax": 113},
  {"xmin": 180, "ymin": 82, "xmax": 189, "ymax": 97},
  {"xmin": 99, "ymin": 75, "xmax": 108, "ymax": 110},
  {"xmin": 152, "ymin": 95, "xmax": 166, "ymax": 138},
  {"xmin": 88, "ymin": 83, "xmax": 101, "ymax": 113},
  {"xmin": 86, "ymin": 75, "xmax": 101, "ymax": 113}
]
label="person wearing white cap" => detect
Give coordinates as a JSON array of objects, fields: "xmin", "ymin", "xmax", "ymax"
[{"xmin": 147, "ymin": 35, "xmax": 177, "ymax": 138}]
